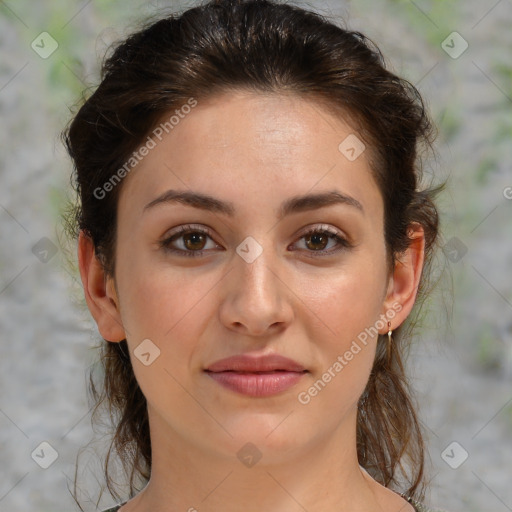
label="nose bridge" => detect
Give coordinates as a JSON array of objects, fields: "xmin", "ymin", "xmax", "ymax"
[
  {"xmin": 219, "ymin": 235, "xmax": 292, "ymax": 334},
  {"xmin": 235, "ymin": 237, "xmax": 279, "ymax": 305}
]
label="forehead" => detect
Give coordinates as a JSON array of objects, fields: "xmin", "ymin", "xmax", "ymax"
[{"xmin": 117, "ymin": 90, "xmax": 382, "ymax": 221}]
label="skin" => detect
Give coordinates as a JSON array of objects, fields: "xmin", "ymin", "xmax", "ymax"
[{"xmin": 78, "ymin": 90, "xmax": 424, "ymax": 512}]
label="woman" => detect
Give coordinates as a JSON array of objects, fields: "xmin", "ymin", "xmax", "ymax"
[{"xmin": 62, "ymin": 0, "xmax": 446, "ymax": 510}]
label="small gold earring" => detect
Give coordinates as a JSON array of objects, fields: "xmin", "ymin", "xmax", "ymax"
[{"xmin": 387, "ymin": 321, "xmax": 392, "ymax": 364}]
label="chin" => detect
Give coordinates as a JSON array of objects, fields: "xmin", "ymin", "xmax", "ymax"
[{"xmin": 215, "ymin": 413, "xmax": 315, "ymax": 458}]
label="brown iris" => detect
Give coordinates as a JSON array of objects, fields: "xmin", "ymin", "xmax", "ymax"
[
  {"xmin": 183, "ymin": 232, "xmax": 207, "ymax": 250},
  {"xmin": 305, "ymin": 232, "xmax": 329, "ymax": 251}
]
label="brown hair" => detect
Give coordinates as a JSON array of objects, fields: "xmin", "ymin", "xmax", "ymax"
[{"xmin": 61, "ymin": 0, "xmax": 443, "ymax": 507}]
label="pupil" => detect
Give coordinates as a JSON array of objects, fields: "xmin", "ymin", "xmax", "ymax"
[
  {"xmin": 185, "ymin": 233, "xmax": 205, "ymax": 250},
  {"xmin": 307, "ymin": 233, "xmax": 327, "ymax": 250}
]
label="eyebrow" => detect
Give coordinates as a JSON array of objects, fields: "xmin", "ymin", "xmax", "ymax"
[{"xmin": 143, "ymin": 189, "xmax": 364, "ymax": 218}]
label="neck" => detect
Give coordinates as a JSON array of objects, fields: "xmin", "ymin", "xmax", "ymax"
[{"xmin": 128, "ymin": 406, "xmax": 384, "ymax": 512}]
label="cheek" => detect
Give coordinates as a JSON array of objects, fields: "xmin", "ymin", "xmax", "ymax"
[
  {"xmin": 294, "ymin": 270, "xmax": 382, "ymax": 419},
  {"xmin": 117, "ymin": 244, "xmax": 213, "ymax": 337},
  {"xmin": 292, "ymin": 253, "xmax": 386, "ymax": 407},
  {"xmin": 296, "ymin": 258, "xmax": 387, "ymax": 342},
  {"xmin": 117, "ymin": 261, "xmax": 221, "ymax": 381},
  {"xmin": 118, "ymin": 267, "xmax": 217, "ymax": 403}
]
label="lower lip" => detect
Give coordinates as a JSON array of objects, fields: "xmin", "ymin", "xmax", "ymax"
[{"xmin": 206, "ymin": 371, "xmax": 305, "ymax": 397}]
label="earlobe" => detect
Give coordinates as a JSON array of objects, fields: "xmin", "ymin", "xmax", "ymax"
[
  {"xmin": 77, "ymin": 230, "xmax": 126, "ymax": 342},
  {"xmin": 381, "ymin": 224, "xmax": 425, "ymax": 332}
]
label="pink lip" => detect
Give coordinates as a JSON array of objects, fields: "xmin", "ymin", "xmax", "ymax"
[{"xmin": 205, "ymin": 354, "xmax": 307, "ymax": 397}]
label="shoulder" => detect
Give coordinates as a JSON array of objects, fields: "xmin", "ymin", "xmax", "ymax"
[
  {"xmin": 408, "ymin": 497, "xmax": 453, "ymax": 512},
  {"xmin": 100, "ymin": 505, "xmax": 124, "ymax": 512}
]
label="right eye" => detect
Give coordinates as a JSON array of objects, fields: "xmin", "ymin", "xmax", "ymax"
[{"xmin": 159, "ymin": 225, "xmax": 222, "ymax": 257}]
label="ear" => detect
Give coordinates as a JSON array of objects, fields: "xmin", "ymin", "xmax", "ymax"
[
  {"xmin": 380, "ymin": 223, "xmax": 425, "ymax": 332},
  {"xmin": 77, "ymin": 230, "xmax": 126, "ymax": 342}
]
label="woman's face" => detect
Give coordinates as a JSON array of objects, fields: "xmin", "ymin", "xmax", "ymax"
[{"xmin": 95, "ymin": 91, "xmax": 413, "ymax": 463}]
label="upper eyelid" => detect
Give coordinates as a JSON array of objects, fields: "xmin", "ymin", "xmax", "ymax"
[
  {"xmin": 163, "ymin": 223, "xmax": 345, "ymax": 240},
  {"xmin": 162, "ymin": 223, "xmax": 349, "ymax": 250}
]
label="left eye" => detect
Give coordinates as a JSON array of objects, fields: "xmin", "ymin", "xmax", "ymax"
[
  {"xmin": 294, "ymin": 229, "xmax": 346, "ymax": 252},
  {"xmin": 159, "ymin": 225, "xmax": 350, "ymax": 257}
]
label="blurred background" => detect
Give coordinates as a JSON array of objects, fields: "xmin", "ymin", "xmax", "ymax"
[{"xmin": 0, "ymin": 0, "xmax": 511, "ymax": 511}]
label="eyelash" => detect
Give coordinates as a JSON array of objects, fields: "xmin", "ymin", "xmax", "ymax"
[{"xmin": 159, "ymin": 224, "xmax": 352, "ymax": 258}]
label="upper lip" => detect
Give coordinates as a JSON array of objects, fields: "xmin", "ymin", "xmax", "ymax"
[{"xmin": 205, "ymin": 354, "xmax": 306, "ymax": 373}]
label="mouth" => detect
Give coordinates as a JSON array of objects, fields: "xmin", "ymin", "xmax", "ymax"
[{"xmin": 204, "ymin": 354, "xmax": 308, "ymax": 397}]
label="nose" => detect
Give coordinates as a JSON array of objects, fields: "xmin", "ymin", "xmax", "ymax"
[{"xmin": 218, "ymin": 244, "xmax": 294, "ymax": 336}]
